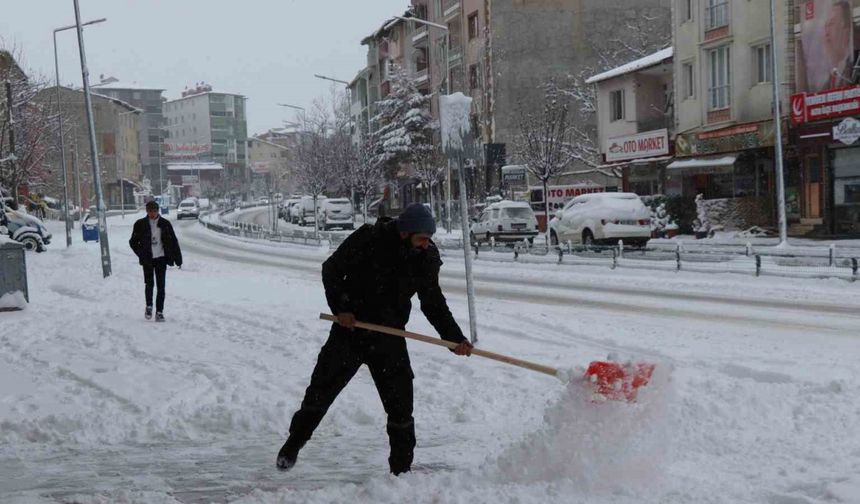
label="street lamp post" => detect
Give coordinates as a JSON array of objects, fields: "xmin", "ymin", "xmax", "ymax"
[
  {"xmin": 72, "ymin": 0, "xmax": 111, "ymax": 277},
  {"xmin": 52, "ymin": 17, "xmax": 106, "ymax": 247}
]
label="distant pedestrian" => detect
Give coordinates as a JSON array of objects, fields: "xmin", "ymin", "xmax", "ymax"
[
  {"xmin": 277, "ymin": 203, "xmax": 472, "ymax": 475},
  {"xmin": 129, "ymin": 200, "xmax": 182, "ymax": 322}
]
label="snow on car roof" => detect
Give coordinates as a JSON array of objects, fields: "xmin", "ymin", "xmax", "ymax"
[
  {"xmin": 572, "ymin": 192, "xmax": 638, "ymax": 202},
  {"xmin": 488, "ymin": 200, "xmax": 531, "ymax": 208}
]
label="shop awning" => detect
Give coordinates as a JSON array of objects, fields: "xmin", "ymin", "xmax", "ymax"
[{"xmin": 666, "ymin": 155, "xmax": 737, "ymax": 175}]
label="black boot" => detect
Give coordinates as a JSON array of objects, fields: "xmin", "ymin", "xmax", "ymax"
[{"xmin": 276, "ymin": 438, "xmax": 300, "ymax": 471}]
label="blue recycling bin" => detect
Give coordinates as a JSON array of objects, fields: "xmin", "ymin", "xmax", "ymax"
[{"xmin": 82, "ymin": 222, "xmax": 99, "ymax": 242}]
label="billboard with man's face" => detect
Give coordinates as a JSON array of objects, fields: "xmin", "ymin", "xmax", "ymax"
[{"xmin": 796, "ymin": 0, "xmax": 858, "ymax": 93}]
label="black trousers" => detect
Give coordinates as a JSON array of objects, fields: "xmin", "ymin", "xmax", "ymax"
[
  {"xmin": 287, "ymin": 326, "xmax": 416, "ymax": 474},
  {"xmin": 142, "ymin": 257, "xmax": 168, "ymax": 312}
]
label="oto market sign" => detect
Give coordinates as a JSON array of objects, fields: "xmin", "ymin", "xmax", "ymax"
[
  {"xmin": 605, "ymin": 129, "xmax": 669, "ymax": 162},
  {"xmin": 834, "ymin": 117, "xmax": 860, "ymax": 145},
  {"xmin": 791, "ymin": 86, "xmax": 860, "ymax": 125}
]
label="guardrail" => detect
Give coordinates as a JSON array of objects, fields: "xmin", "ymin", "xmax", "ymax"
[{"xmin": 200, "ymin": 207, "xmax": 859, "ymax": 282}]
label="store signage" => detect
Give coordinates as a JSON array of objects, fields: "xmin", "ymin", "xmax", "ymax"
[
  {"xmin": 528, "ymin": 184, "xmax": 605, "ymax": 213},
  {"xmin": 181, "ymin": 175, "xmax": 199, "ymax": 185},
  {"xmin": 501, "ymin": 165, "xmax": 527, "ymax": 185},
  {"xmin": 834, "ymin": 117, "xmax": 860, "ymax": 145},
  {"xmin": 605, "ymin": 129, "xmax": 669, "ymax": 162},
  {"xmin": 164, "ymin": 143, "xmax": 212, "ymax": 158},
  {"xmin": 791, "ymin": 86, "xmax": 860, "ymax": 125},
  {"xmin": 675, "ymin": 121, "xmax": 775, "ymax": 157}
]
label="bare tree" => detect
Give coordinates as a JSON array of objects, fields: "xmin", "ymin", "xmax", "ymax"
[
  {"xmin": 413, "ymin": 147, "xmax": 446, "ymax": 222},
  {"xmin": 349, "ymin": 134, "xmax": 384, "ymax": 223},
  {"xmin": 514, "ymin": 82, "xmax": 577, "ymax": 243},
  {"xmin": 0, "ymin": 47, "xmax": 58, "ymax": 200},
  {"xmin": 292, "ymin": 99, "xmax": 340, "ymax": 239}
]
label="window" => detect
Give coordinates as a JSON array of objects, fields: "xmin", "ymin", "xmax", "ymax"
[
  {"xmin": 708, "ymin": 46, "xmax": 731, "ymax": 110},
  {"xmin": 753, "ymin": 43, "xmax": 772, "ymax": 84},
  {"xmin": 434, "ymin": 0, "xmax": 442, "ymax": 18},
  {"xmin": 468, "ymin": 12, "xmax": 479, "ymax": 40},
  {"xmin": 682, "ymin": 0, "xmax": 692, "ymax": 22},
  {"xmin": 682, "ymin": 62, "xmax": 695, "ymax": 99},
  {"xmin": 706, "ymin": 0, "xmax": 729, "ymax": 30},
  {"xmin": 469, "ymin": 64, "xmax": 480, "ymax": 89},
  {"xmin": 609, "ymin": 89, "xmax": 625, "ymax": 122},
  {"xmin": 414, "ymin": 3, "xmax": 427, "ymax": 20}
]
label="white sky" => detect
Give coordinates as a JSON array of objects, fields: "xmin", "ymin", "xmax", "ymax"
[{"xmin": 0, "ymin": 0, "xmax": 407, "ymax": 134}]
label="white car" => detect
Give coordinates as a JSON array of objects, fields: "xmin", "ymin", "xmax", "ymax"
[
  {"xmin": 176, "ymin": 199, "xmax": 200, "ymax": 220},
  {"xmin": 317, "ymin": 198, "xmax": 355, "ymax": 230},
  {"xmin": 280, "ymin": 198, "xmax": 301, "ymax": 221},
  {"xmin": 295, "ymin": 196, "xmax": 327, "ymax": 227},
  {"xmin": 548, "ymin": 192, "xmax": 651, "ymax": 247},
  {"xmin": 470, "ymin": 200, "xmax": 539, "ymax": 244}
]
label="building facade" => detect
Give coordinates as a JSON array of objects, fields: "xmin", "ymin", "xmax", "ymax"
[
  {"xmin": 789, "ymin": 0, "xmax": 860, "ymax": 237},
  {"xmin": 247, "ymin": 135, "xmax": 292, "ymax": 197},
  {"xmin": 669, "ymin": 0, "xmax": 790, "ymax": 230},
  {"xmin": 92, "ymin": 76, "xmax": 167, "ymax": 195},
  {"xmin": 589, "ymin": 48, "xmax": 674, "ymax": 196},
  {"xmin": 163, "ymin": 83, "xmax": 248, "ymax": 198},
  {"xmin": 35, "ymin": 86, "xmax": 142, "ymax": 211}
]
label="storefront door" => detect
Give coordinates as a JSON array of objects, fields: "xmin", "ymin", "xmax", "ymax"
[
  {"xmin": 803, "ymin": 155, "xmax": 823, "ymax": 219},
  {"xmin": 832, "ymin": 147, "xmax": 860, "ymax": 235}
]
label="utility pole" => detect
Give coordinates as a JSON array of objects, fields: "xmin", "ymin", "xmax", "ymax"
[
  {"xmin": 72, "ymin": 0, "xmax": 111, "ymax": 277},
  {"xmin": 769, "ymin": 0, "xmax": 788, "ymax": 245}
]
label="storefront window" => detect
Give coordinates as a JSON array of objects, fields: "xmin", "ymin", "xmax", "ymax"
[{"xmin": 833, "ymin": 147, "xmax": 860, "ymax": 235}]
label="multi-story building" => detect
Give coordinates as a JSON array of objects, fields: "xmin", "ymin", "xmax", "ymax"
[
  {"xmin": 588, "ymin": 48, "xmax": 675, "ymax": 196},
  {"xmin": 670, "ymin": 0, "xmax": 790, "ymax": 230},
  {"xmin": 247, "ymin": 133, "xmax": 293, "ymax": 197},
  {"xmin": 92, "ymin": 76, "xmax": 167, "ymax": 194},
  {"xmin": 35, "ymin": 86, "xmax": 142, "ymax": 211},
  {"xmin": 789, "ymin": 0, "xmax": 860, "ymax": 237},
  {"xmin": 163, "ymin": 83, "xmax": 248, "ymax": 198}
]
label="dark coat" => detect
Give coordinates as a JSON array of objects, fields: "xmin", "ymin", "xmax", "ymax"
[
  {"xmin": 322, "ymin": 218, "xmax": 466, "ymax": 345},
  {"xmin": 129, "ymin": 216, "xmax": 183, "ymax": 267}
]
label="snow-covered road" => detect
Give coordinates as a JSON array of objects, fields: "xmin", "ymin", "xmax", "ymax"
[{"xmin": 1, "ymin": 214, "xmax": 859, "ymax": 504}]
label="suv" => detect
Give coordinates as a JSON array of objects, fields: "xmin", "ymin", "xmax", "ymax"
[
  {"xmin": 548, "ymin": 192, "xmax": 651, "ymax": 247},
  {"xmin": 177, "ymin": 199, "xmax": 200, "ymax": 220},
  {"xmin": 296, "ymin": 196, "xmax": 326, "ymax": 227},
  {"xmin": 317, "ymin": 198, "xmax": 355, "ymax": 230},
  {"xmin": 470, "ymin": 201, "xmax": 539, "ymax": 245},
  {"xmin": 1, "ymin": 202, "xmax": 52, "ymax": 252}
]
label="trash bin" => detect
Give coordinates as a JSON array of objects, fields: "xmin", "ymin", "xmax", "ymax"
[
  {"xmin": 0, "ymin": 239, "xmax": 28, "ymax": 311},
  {"xmin": 82, "ymin": 221, "xmax": 99, "ymax": 242},
  {"xmin": 160, "ymin": 206, "xmax": 169, "ymax": 216}
]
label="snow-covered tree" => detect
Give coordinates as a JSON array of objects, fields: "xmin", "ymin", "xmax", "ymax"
[
  {"xmin": 292, "ymin": 100, "xmax": 340, "ymax": 238},
  {"xmin": 349, "ymin": 134, "xmax": 385, "ymax": 222},
  {"xmin": 413, "ymin": 147, "xmax": 445, "ymax": 222},
  {"xmin": 371, "ymin": 64, "xmax": 435, "ymax": 179},
  {"xmin": 514, "ymin": 82, "xmax": 577, "ymax": 243}
]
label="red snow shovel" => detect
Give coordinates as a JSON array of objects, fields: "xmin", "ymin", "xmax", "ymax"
[{"xmin": 319, "ymin": 314, "xmax": 655, "ymax": 403}]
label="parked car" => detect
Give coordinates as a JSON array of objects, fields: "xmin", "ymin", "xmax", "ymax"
[
  {"xmin": 1, "ymin": 203, "xmax": 52, "ymax": 252},
  {"xmin": 176, "ymin": 199, "xmax": 200, "ymax": 220},
  {"xmin": 470, "ymin": 200, "xmax": 539, "ymax": 245},
  {"xmin": 295, "ymin": 196, "xmax": 327, "ymax": 227},
  {"xmin": 280, "ymin": 198, "xmax": 301, "ymax": 220},
  {"xmin": 548, "ymin": 192, "xmax": 651, "ymax": 247},
  {"xmin": 317, "ymin": 198, "xmax": 355, "ymax": 230}
]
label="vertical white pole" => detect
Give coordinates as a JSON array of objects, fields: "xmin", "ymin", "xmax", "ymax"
[
  {"xmin": 457, "ymin": 155, "xmax": 478, "ymax": 344},
  {"xmin": 769, "ymin": 0, "xmax": 788, "ymax": 244}
]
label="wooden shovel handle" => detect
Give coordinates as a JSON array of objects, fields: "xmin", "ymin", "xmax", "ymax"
[{"xmin": 319, "ymin": 313, "xmax": 559, "ymax": 378}]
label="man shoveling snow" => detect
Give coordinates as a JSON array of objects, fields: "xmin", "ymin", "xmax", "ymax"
[{"xmin": 277, "ymin": 203, "xmax": 473, "ymax": 475}]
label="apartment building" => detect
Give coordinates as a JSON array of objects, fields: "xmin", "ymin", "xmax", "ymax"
[
  {"xmin": 92, "ymin": 76, "xmax": 166, "ymax": 194},
  {"xmin": 670, "ymin": 0, "xmax": 790, "ymax": 229},
  {"xmin": 163, "ymin": 83, "xmax": 248, "ymax": 197}
]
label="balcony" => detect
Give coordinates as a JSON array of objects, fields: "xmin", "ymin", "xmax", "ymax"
[{"xmin": 443, "ymin": 0, "xmax": 460, "ymax": 18}]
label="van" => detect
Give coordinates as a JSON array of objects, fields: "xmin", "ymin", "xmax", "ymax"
[{"xmin": 470, "ymin": 200, "xmax": 539, "ymax": 244}]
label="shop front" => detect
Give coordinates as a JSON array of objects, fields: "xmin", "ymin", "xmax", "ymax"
[
  {"xmin": 792, "ymin": 86, "xmax": 860, "ymax": 236},
  {"xmin": 603, "ymin": 129, "xmax": 672, "ymax": 196},
  {"xmin": 671, "ymin": 120, "xmax": 779, "ymax": 228}
]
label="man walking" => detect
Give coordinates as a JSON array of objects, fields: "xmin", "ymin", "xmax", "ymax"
[
  {"xmin": 277, "ymin": 203, "xmax": 473, "ymax": 475},
  {"xmin": 129, "ymin": 200, "xmax": 183, "ymax": 322}
]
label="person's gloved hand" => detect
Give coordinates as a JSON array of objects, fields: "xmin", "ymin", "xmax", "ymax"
[
  {"xmin": 336, "ymin": 312, "xmax": 356, "ymax": 330},
  {"xmin": 453, "ymin": 340, "xmax": 473, "ymax": 356}
]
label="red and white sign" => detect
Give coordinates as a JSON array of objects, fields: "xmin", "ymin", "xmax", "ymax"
[
  {"xmin": 164, "ymin": 143, "xmax": 212, "ymax": 158},
  {"xmin": 791, "ymin": 86, "xmax": 860, "ymax": 125},
  {"xmin": 605, "ymin": 129, "xmax": 669, "ymax": 162},
  {"xmin": 529, "ymin": 184, "xmax": 605, "ymax": 213}
]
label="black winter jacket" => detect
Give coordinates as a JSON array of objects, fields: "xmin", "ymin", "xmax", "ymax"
[
  {"xmin": 322, "ymin": 218, "xmax": 466, "ymax": 345},
  {"xmin": 129, "ymin": 216, "xmax": 183, "ymax": 267}
]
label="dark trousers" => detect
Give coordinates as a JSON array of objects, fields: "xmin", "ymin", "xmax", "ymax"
[
  {"xmin": 143, "ymin": 257, "xmax": 168, "ymax": 312},
  {"xmin": 286, "ymin": 327, "xmax": 416, "ymax": 474}
]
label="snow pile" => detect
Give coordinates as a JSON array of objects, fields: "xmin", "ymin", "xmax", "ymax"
[
  {"xmin": 492, "ymin": 363, "xmax": 674, "ymax": 493},
  {"xmin": 0, "ymin": 291, "xmax": 27, "ymax": 310}
]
